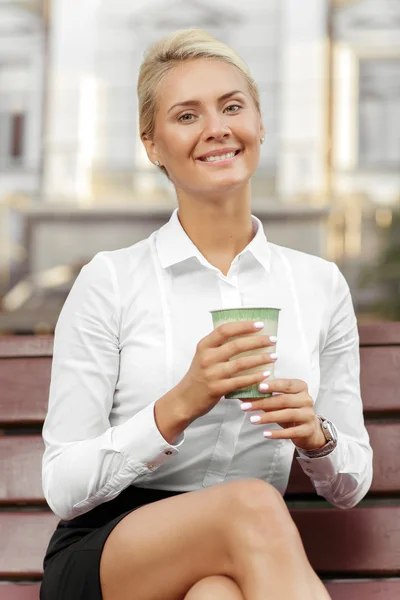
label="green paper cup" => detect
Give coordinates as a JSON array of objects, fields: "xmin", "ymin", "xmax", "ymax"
[{"xmin": 210, "ymin": 307, "xmax": 280, "ymax": 399}]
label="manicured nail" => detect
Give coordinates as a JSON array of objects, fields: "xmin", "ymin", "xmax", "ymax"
[
  {"xmin": 259, "ymin": 383, "xmax": 269, "ymax": 392},
  {"xmin": 262, "ymin": 370, "xmax": 271, "ymax": 378},
  {"xmin": 269, "ymin": 353, "xmax": 278, "ymax": 360},
  {"xmin": 269, "ymin": 336, "xmax": 277, "ymax": 343},
  {"xmin": 241, "ymin": 402, "xmax": 252, "ymax": 411},
  {"xmin": 250, "ymin": 415, "xmax": 261, "ymax": 423},
  {"xmin": 254, "ymin": 321, "xmax": 264, "ymax": 329},
  {"xmin": 263, "ymin": 431, "xmax": 272, "ymax": 438}
]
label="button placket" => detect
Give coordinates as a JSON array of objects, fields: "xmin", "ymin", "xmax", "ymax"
[{"xmin": 203, "ymin": 273, "xmax": 244, "ymax": 486}]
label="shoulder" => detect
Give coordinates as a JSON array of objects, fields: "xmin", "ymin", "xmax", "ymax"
[
  {"xmin": 82, "ymin": 236, "xmax": 152, "ymax": 281},
  {"xmin": 269, "ymin": 242, "xmax": 336, "ymax": 283}
]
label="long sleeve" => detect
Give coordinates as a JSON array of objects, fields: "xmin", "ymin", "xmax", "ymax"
[
  {"xmin": 296, "ymin": 263, "xmax": 373, "ymax": 509},
  {"xmin": 42, "ymin": 252, "xmax": 183, "ymax": 521}
]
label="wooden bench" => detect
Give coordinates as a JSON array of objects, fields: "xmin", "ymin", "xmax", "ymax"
[{"xmin": 1, "ymin": 322, "xmax": 400, "ymax": 599}]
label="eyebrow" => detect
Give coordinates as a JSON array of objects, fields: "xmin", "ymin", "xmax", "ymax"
[{"xmin": 167, "ymin": 90, "xmax": 245, "ymax": 114}]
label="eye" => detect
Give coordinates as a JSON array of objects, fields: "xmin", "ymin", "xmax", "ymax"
[
  {"xmin": 178, "ymin": 113, "xmax": 196, "ymax": 122},
  {"xmin": 225, "ymin": 104, "xmax": 242, "ymax": 113}
]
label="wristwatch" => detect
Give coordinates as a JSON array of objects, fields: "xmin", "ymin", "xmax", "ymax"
[{"xmin": 298, "ymin": 415, "xmax": 338, "ymax": 458}]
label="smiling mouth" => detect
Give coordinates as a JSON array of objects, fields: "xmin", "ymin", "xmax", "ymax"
[{"xmin": 198, "ymin": 149, "xmax": 241, "ymax": 163}]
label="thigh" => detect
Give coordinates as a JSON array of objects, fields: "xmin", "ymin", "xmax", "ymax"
[
  {"xmin": 100, "ymin": 479, "xmax": 280, "ymax": 600},
  {"xmin": 184, "ymin": 576, "xmax": 243, "ymax": 600}
]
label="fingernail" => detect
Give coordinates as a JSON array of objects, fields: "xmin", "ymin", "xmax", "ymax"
[
  {"xmin": 269, "ymin": 353, "xmax": 278, "ymax": 360},
  {"xmin": 259, "ymin": 383, "xmax": 269, "ymax": 392},
  {"xmin": 240, "ymin": 402, "xmax": 252, "ymax": 410},
  {"xmin": 262, "ymin": 370, "xmax": 271, "ymax": 378},
  {"xmin": 269, "ymin": 336, "xmax": 277, "ymax": 343},
  {"xmin": 254, "ymin": 321, "xmax": 265, "ymax": 329},
  {"xmin": 263, "ymin": 431, "xmax": 272, "ymax": 438},
  {"xmin": 250, "ymin": 415, "xmax": 261, "ymax": 423}
]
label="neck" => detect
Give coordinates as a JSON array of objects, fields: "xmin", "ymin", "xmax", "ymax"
[{"xmin": 176, "ymin": 184, "xmax": 255, "ymax": 276}]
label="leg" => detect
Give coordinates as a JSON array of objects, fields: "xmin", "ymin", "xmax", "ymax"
[
  {"xmin": 184, "ymin": 576, "xmax": 243, "ymax": 599},
  {"xmin": 100, "ymin": 478, "xmax": 331, "ymax": 600}
]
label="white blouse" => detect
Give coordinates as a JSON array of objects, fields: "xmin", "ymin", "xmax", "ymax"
[{"xmin": 42, "ymin": 208, "xmax": 373, "ymax": 520}]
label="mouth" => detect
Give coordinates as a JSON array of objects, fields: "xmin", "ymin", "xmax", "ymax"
[{"xmin": 196, "ymin": 149, "xmax": 242, "ymax": 165}]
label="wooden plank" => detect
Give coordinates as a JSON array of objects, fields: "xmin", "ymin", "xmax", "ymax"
[
  {"xmin": 0, "ymin": 509, "xmax": 399, "ymax": 578},
  {"xmin": 0, "ymin": 337, "xmax": 53, "ymax": 358},
  {"xmin": 2, "ymin": 421, "xmax": 400, "ymax": 504},
  {"xmin": 0, "ymin": 513, "xmax": 58, "ymax": 578},
  {"xmin": 286, "ymin": 423, "xmax": 400, "ymax": 496},
  {"xmin": 292, "ymin": 507, "xmax": 400, "ymax": 574},
  {"xmin": 0, "ymin": 585, "xmax": 40, "ymax": 600},
  {"xmin": 325, "ymin": 580, "xmax": 400, "ymax": 600},
  {"xmin": 0, "ymin": 358, "xmax": 51, "ymax": 424},
  {"xmin": 0, "ymin": 436, "xmax": 45, "ymax": 504},
  {"xmin": 360, "ymin": 347, "xmax": 400, "ymax": 413},
  {"xmin": 359, "ymin": 322, "xmax": 400, "ymax": 346}
]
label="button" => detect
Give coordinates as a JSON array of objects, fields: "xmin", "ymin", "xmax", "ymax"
[
  {"xmin": 164, "ymin": 450, "xmax": 173, "ymax": 456},
  {"xmin": 147, "ymin": 463, "xmax": 156, "ymax": 470},
  {"xmin": 306, "ymin": 468, "xmax": 314, "ymax": 474}
]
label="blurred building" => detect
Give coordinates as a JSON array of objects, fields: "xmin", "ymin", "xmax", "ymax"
[{"xmin": 0, "ymin": 0, "xmax": 399, "ymax": 332}]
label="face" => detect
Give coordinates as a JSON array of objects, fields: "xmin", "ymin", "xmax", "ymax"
[{"xmin": 143, "ymin": 58, "xmax": 264, "ymax": 197}]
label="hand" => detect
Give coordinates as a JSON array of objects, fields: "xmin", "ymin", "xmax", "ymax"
[
  {"xmin": 175, "ymin": 320, "xmax": 278, "ymax": 424},
  {"xmin": 240, "ymin": 378, "xmax": 326, "ymax": 451}
]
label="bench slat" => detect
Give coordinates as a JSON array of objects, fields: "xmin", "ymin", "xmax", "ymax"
[
  {"xmin": 0, "ymin": 437, "xmax": 45, "ymax": 504},
  {"xmin": 0, "ymin": 348, "xmax": 399, "ymax": 425},
  {"xmin": 1, "ymin": 581, "xmax": 400, "ymax": 600},
  {"xmin": 1, "ymin": 508, "xmax": 400, "ymax": 578},
  {"xmin": 2, "ymin": 421, "xmax": 399, "ymax": 504},
  {"xmin": 360, "ymin": 347, "xmax": 400, "ymax": 413},
  {"xmin": 325, "ymin": 580, "xmax": 400, "ymax": 600},
  {"xmin": 292, "ymin": 507, "xmax": 400, "ymax": 574},
  {"xmin": 0, "ymin": 513, "xmax": 58, "ymax": 578},
  {"xmin": 0, "ymin": 359, "xmax": 51, "ymax": 424},
  {"xmin": 286, "ymin": 422, "xmax": 400, "ymax": 495},
  {"xmin": 0, "ymin": 585, "xmax": 40, "ymax": 600},
  {"xmin": 359, "ymin": 322, "xmax": 400, "ymax": 346},
  {"xmin": 0, "ymin": 337, "xmax": 53, "ymax": 358}
]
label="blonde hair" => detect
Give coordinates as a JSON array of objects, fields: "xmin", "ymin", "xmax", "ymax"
[{"xmin": 138, "ymin": 28, "xmax": 261, "ymax": 172}]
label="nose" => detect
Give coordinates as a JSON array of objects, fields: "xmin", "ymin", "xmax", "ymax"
[{"xmin": 202, "ymin": 112, "xmax": 231, "ymax": 142}]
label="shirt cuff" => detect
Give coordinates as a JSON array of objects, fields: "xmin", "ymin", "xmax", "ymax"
[
  {"xmin": 107, "ymin": 401, "xmax": 185, "ymax": 475},
  {"xmin": 296, "ymin": 434, "xmax": 346, "ymax": 485}
]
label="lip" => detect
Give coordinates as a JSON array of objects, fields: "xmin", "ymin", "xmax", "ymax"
[
  {"xmin": 196, "ymin": 147, "xmax": 242, "ymax": 160},
  {"xmin": 196, "ymin": 148, "xmax": 243, "ymax": 166}
]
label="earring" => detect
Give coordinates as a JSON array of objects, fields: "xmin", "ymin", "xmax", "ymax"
[
  {"xmin": 260, "ymin": 137, "xmax": 265, "ymax": 145},
  {"xmin": 155, "ymin": 160, "xmax": 160, "ymax": 167}
]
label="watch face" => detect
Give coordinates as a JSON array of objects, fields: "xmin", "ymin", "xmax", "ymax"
[{"xmin": 322, "ymin": 420, "xmax": 336, "ymax": 442}]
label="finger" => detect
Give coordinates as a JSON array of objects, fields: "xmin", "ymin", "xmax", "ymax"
[
  {"xmin": 241, "ymin": 393, "xmax": 313, "ymax": 413},
  {"xmin": 256, "ymin": 378, "xmax": 307, "ymax": 395},
  {"xmin": 248, "ymin": 408, "xmax": 311, "ymax": 426},
  {"xmin": 202, "ymin": 320, "xmax": 267, "ymax": 351},
  {"xmin": 216, "ymin": 333, "xmax": 277, "ymax": 367},
  {"xmin": 217, "ymin": 368, "xmax": 272, "ymax": 397},
  {"xmin": 263, "ymin": 423, "xmax": 311, "ymax": 440}
]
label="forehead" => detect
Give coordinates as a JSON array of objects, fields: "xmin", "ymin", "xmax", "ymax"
[{"xmin": 157, "ymin": 58, "xmax": 249, "ymax": 111}]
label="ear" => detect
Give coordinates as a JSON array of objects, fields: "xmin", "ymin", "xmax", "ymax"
[
  {"xmin": 260, "ymin": 121, "xmax": 266, "ymax": 140},
  {"xmin": 141, "ymin": 134, "xmax": 160, "ymax": 166}
]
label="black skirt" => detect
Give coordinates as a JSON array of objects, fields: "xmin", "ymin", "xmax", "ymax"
[{"xmin": 40, "ymin": 486, "xmax": 184, "ymax": 600}]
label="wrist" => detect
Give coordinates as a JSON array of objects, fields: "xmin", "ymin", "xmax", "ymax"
[
  {"xmin": 294, "ymin": 416, "xmax": 327, "ymax": 451},
  {"xmin": 154, "ymin": 387, "xmax": 192, "ymax": 445}
]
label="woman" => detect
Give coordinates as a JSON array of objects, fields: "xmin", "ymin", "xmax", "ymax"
[{"xmin": 40, "ymin": 29, "xmax": 373, "ymax": 600}]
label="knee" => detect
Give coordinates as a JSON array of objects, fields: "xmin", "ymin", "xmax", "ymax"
[
  {"xmin": 184, "ymin": 575, "xmax": 242, "ymax": 600},
  {"xmin": 223, "ymin": 479, "xmax": 299, "ymax": 543}
]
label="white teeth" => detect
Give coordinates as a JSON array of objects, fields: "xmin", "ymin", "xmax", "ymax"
[{"xmin": 203, "ymin": 151, "xmax": 236, "ymax": 162}]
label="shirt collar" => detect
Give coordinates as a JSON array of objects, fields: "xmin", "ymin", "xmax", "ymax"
[{"xmin": 156, "ymin": 208, "xmax": 271, "ymax": 273}]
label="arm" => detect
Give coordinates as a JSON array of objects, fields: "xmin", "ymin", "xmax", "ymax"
[
  {"xmin": 42, "ymin": 252, "xmax": 185, "ymax": 521},
  {"xmin": 296, "ymin": 263, "xmax": 373, "ymax": 509}
]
